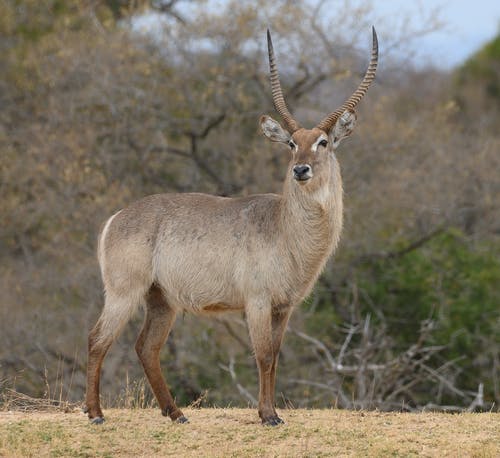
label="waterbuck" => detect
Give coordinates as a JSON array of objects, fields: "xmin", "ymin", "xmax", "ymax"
[{"xmin": 85, "ymin": 28, "xmax": 378, "ymax": 426}]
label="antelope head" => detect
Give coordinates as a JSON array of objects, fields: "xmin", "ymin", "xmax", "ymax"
[{"xmin": 261, "ymin": 28, "xmax": 378, "ymax": 191}]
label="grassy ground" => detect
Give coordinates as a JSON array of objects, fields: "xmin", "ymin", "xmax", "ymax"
[{"xmin": 0, "ymin": 408, "xmax": 498, "ymax": 457}]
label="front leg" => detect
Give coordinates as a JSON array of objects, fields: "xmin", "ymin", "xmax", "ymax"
[
  {"xmin": 270, "ymin": 306, "xmax": 292, "ymax": 413},
  {"xmin": 246, "ymin": 302, "xmax": 283, "ymax": 426}
]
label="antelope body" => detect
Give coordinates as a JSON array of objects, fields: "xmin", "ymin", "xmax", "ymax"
[{"xmin": 85, "ymin": 29, "xmax": 378, "ymax": 426}]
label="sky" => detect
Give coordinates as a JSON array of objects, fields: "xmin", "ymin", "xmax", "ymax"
[
  {"xmin": 371, "ymin": 0, "xmax": 500, "ymax": 67},
  {"xmin": 138, "ymin": 0, "xmax": 500, "ymax": 69}
]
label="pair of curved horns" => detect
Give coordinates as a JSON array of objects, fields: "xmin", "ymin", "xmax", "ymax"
[{"xmin": 267, "ymin": 27, "xmax": 378, "ymax": 134}]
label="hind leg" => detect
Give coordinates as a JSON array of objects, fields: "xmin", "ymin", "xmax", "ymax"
[
  {"xmin": 85, "ymin": 293, "xmax": 141, "ymax": 423},
  {"xmin": 135, "ymin": 285, "xmax": 186, "ymax": 422},
  {"xmin": 85, "ymin": 321, "xmax": 112, "ymax": 423}
]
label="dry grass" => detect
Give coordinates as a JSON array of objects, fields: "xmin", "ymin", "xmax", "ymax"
[
  {"xmin": 0, "ymin": 388, "xmax": 81, "ymax": 414},
  {"xmin": 0, "ymin": 408, "xmax": 498, "ymax": 457}
]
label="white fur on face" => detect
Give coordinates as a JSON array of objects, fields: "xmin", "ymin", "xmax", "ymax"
[{"xmin": 311, "ymin": 134, "xmax": 328, "ymax": 153}]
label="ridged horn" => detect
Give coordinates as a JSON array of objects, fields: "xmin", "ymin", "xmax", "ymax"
[
  {"xmin": 267, "ymin": 29, "xmax": 301, "ymax": 134},
  {"xmin": 316, "ymin": 26, "xmax": 378, "ymax": 133}
]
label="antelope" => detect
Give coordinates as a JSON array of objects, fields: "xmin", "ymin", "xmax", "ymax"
[{"xmin": 85, "ymin": 28, "xmax": 378, "ymax": 426}]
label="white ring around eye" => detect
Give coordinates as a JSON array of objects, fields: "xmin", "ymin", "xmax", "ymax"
[{"xmin": 311, "ymin": 135, "xmax": 328, "ymax": 153}]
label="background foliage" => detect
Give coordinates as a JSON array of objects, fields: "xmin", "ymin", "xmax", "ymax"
[{"xmin": 1, "ymin": 0, "xmax": 498, "ymax": 411}]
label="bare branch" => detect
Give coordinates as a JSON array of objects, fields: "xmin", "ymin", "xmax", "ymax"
[
  {"xmin": 291, "ymin": 329, "xmax": 338, "ymax": 370},
  {"xmin": 220, "ymin": 320, "xmax": 252, "ymax": 353},
  {"xmin": 337, "ymin": 324, "xmax": 357, "ymax": 369},
  {"xmin": 352, "ymin": 226, "xmax": 447, "ymax": 266},
  {"xmin": 151, "ymin": 0, "xmax": 190, "ymax": 24},
  {"xmin": 219, "ymin": 356, "xmax": 257, "ymax": 406}
]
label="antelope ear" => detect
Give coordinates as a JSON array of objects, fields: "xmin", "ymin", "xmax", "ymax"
[
  {"xmin": 329, "ymin": 109, "xmax": 357, "ymax": 149},
  {"xmin": 260, "ymin": 115, "xmax": 291, "ymax": 143}
]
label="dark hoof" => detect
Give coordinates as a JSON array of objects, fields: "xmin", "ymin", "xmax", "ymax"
[
  {"xmin": 90, "ymin": 416, "xmax": 105, "ymax": 425},
  {"xmin": 175, "ymin": 416, "xmax": 189, "ymax": 424},
  {"xmin": 262, "ymin": 416, "xmax": 284, "ymax": 426}
]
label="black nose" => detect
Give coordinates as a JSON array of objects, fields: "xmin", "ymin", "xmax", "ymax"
[{"xmin": 293, "ymin": 164, "xmax": 312, "ymax": 180}]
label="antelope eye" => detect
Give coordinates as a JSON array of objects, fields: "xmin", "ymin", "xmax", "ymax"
[
  {"xmin": 319, "ymin": 139, "xmax": 328, "ymax": 148},
  {"xmin": 288, "ymin": 141, "xmax": 296, "ymax": 149}
]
